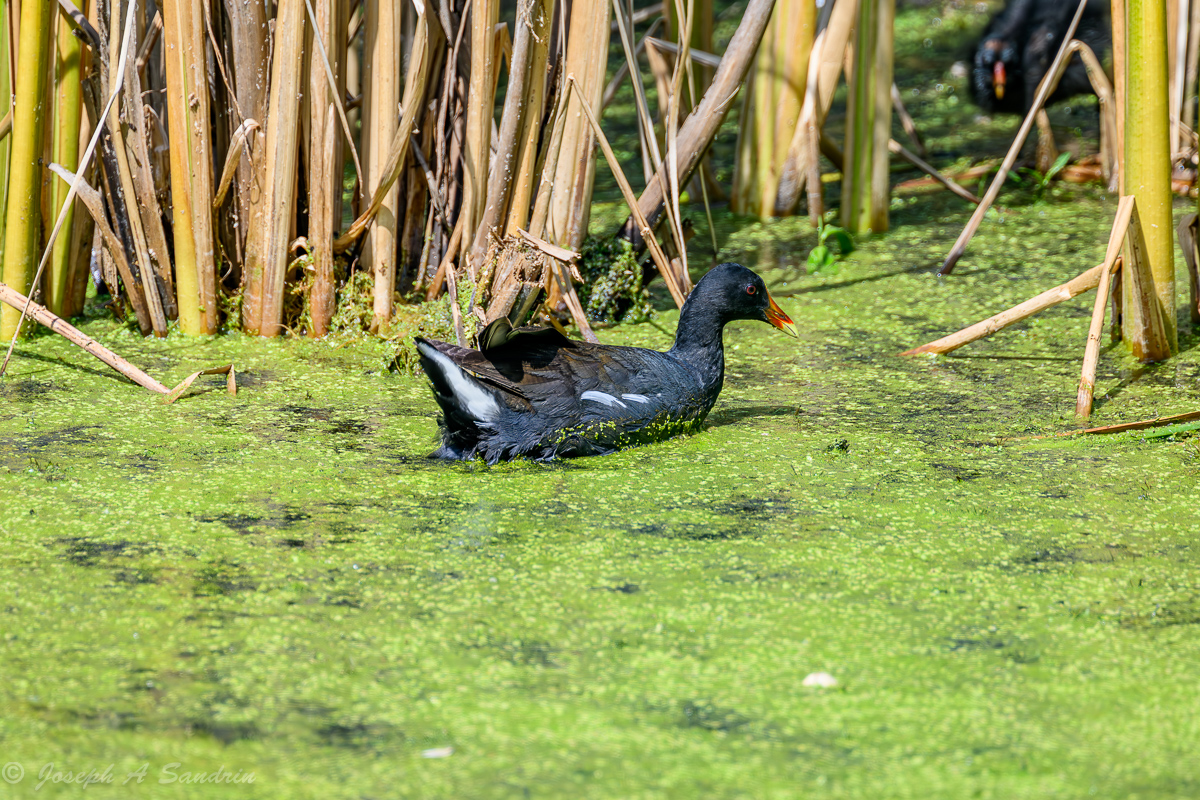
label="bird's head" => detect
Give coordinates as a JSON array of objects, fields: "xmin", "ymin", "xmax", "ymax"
[
  {"xmin": 689, "ymin": 263, "xmax": 797, "ymax": 337},
  {"xmin": 973, "ymin": 38, "xmax": 1019, "ymax": 107}
]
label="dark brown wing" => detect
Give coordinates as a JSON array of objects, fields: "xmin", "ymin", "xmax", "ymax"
[
  {"xmin": 420, "ymin": 325, "xmax": 580, "ymax": 403},
  {"xmin": 420, "ymin": 329, "xmax": 675, "ymax": 415}
]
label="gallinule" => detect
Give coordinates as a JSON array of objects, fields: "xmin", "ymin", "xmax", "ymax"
[
  {"xmin": 416, "ymin": 262, "xmax": 797, "ymax": 462},
  {"xmin": 970, "ymin": 0, "xmax": 1110, "ymax": 115}
]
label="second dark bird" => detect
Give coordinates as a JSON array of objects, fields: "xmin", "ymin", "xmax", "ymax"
[{"xmin": 970, "ymin": 0, "xmax": 1111, "ymax": 115}]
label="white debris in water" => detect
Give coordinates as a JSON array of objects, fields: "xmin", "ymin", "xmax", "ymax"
[
  {"xmin": 802, "ymin": 672, "xmax": 838, "ymax": 688},
  {"xmin": 950, "ymin": 61, "xmax": 969, "ymax": 79},
  {"xmin": 421, "ymin": 747, "xmax": 454, "ymax": 758}
]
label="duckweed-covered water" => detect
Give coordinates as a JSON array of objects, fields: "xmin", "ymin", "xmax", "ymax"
[
  {"xmin": 5, "ymin": 3, "xmax": 1200, "ymax": 796},
  {"xmin": 4, "ymin": 186, "xmax": 1200, "ymax": 799}
]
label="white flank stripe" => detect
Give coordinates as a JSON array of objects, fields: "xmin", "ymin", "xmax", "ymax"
[
  {"xmin": 621, "ymin": 393, "xmax": 650, "ymax": 404},
  {"xmin": 581, "ymin": 390, "xmax": 627, "ymax": 409},
  {"xmin": 418, "ymin": 342, "xmax": 499, "ymax": 422}
]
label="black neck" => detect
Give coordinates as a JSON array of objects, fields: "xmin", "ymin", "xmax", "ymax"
[{"xmin": 668, "ymin": 296, "xmax": 727, "ymax": 390}]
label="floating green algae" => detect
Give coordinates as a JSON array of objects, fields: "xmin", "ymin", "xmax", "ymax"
[
  {"xmin": 4, "ymin": 5, "xmax": 1200, "ymax": 797},
  {"xmin": 3, "ymin": 183, "xmax": 1200, "ymax": 799}
]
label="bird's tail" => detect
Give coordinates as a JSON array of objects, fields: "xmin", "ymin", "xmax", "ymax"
[{"xmin": 415, "ymin": 338, "xmax": 501, "ymax": 459}]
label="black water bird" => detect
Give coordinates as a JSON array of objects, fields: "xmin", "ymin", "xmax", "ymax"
[
  {"xmin": 970, "ymin": 0, "xmax": 1111, "ymax": 115},
  {"xmin": 416, "ymin": 262, "xmax": 798, "ymax": 463}
]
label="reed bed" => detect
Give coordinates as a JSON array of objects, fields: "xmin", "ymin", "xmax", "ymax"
[
  {"xmin": 3, "ymin": 0, "xmax": 777, "ymax": 343},
  {"xmin": 0, "ymin": 0, "xmax": 1191, "ymax": 372}
]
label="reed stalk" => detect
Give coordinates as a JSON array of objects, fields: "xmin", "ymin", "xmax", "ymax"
[
  {"xmin": 472, "ymin": 0, "xmax": 535, "ymax": 283},
  {"xmin": 306, "ymin": 0, "xmax": 345, "ymax": 337},
  {"xmin": 667, "ymin": 0, "xmax": 718, "ymax": 199},
  {"xmin": 102, "ymin": 0, "xmax": 167, "ymax": 336},
  {"xmin": 172, "ymin": 0, "xmax": 216, "ymax": 331},
  {"xmin": 162, "ymin": 0, "xmax": 204, "ymax": 331},
  {"xmin": 46, "ymin": 6, "xmax": 84, "ymax": 316},
  {"xmin": 775, "ymin": 0, "xmax": 857, "ymax": 216},
  {"xmin": 122, "ymin": 19, "xmax": 176, "ymax": 322},
  {"xmin": 1184, "ymin": 0, "xmax": 1200, "ymax": 135},
  {"xmin": 242, "ymin": 0, "xmax": 305, "ymax": 337},
  {"xmin": 504, "ymin": 0, "xmax": 554, "ymax": 237},
  {"xmin": 1119, "ymin": 201, "xmax": 1172, "ymax": 359},
  {"xmin": 1112, "ymin": 0, "xmax": 1126, "ymax": 192},
  {"xmin": 221, "ymin": 0, "xmax": 270, "ymax": 273},
  {"xmin": 0, "ymin": 0, "xmax": 52, "ymax": 339},
  {"xmin": 732, "ymin": 0, "xmax": 815, "ymax": 218},
  {"xmin": 622, "ymin": 0, "xmax": 777, "ymax": 246},
  {"xmin": 1076, "ymin": 196, "xmax": 1135, "ymax": 418},
  {"xmin": 900, "ymin": 261, "xmax": 1110, "ymax": 357},
  {"xmin": 1169, "ymin": 0, "xmax": 1188, "ymax": 155},
  {"xmin": 0, "ymin": 3, "xmax": 13, "ymax": 310},
  {"xmin": 0, "ymin": 280, "xmax": 168, "ymax": 392},
  {"xmin": 840, "ymin": 0, "xmax": 893, "ymax": 235},
  {"xmin": 461, "ymin": 0, "xmax": 499, "ymax": 275},
  {"xmin": 546, "ymin": 0, "xmax": 610, "ymax": 250},
  {"xmin": 1125, "ymin": 0, "xmax": 1176, "ymax": 353},
  {"xmin": 362, "ymin": 0, "xmax": 400, "ymax": 330}
]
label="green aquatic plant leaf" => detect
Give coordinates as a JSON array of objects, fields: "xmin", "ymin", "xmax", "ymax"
[
  {"xmin": 1046, "ymin": 151, "xmax": 1071, "ymax": 181},
  {"xmin": 807, "ymin": 243, "xmax": 835, "ymax": 270}
]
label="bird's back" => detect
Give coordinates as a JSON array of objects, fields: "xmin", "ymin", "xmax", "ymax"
[{"xmin": 417, "ymin": 329, "xmax": 719, "ymax": 462}]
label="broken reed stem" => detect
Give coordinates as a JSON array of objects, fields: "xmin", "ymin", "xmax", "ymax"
[
  {"xmin": 601, "ymin": 18, "xmax": 662, "ymax": 110},
  {"xmin": 570, "ymin": 75, "xmax": 687, "ymax": 308},
  {"xmin": 0, "ymin": 278, "xmax": 236, "ymax": 403},
  {"xmin": 516, "ymin": 227, "xmax": 598, "ymax": 343},
  {"xmin": 939, "ymin": 0, "xmax": 1090, "ymax": 275},
  {"xmin": 0, "ymin": 280, "xmax": 167, "ymax": 393},
  {"xmin": 1076, "ymin": 198, "xmax": 1136, "ymax": 418},
  {"xmin": 900, "ymin": 261, "xmax": 1110, "ymax": 356},
  {"xmin": 1019, "ymin": 409, "xmax": 1200, "ymax": 440},
  {"xmin": 1061, "ymin": 40, "xmax": 1118, "ymax": 189},
  {"xmin": 891, "ymin": 82, "xmax": 926, "ymax": 157},
  {"xmin": 888, "ymin": 139, "xmax": 980, "ymax": 205},
  {"xmin": 1118, "ymin": 199, "xmax": 1172, "ymax": 360}
]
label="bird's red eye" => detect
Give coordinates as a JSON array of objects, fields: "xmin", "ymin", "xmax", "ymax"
[{"xmin": 746, "ymin": 285, "xmax": 757, "ymax": 295}]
